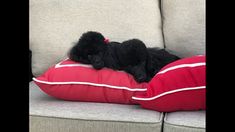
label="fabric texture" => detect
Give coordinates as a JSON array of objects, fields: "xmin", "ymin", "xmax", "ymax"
[
  {"xmin": 132, "ymin": 55, "xmax": 206, "ymax": 112},
  {"xmin": 30, "ymin": 0, "xmax": 164, "ymax": 76},
  {"xmin": 163, "ymin": 111, "xmax": 205, "ymax": 132},
  {"xmin": 161, "ymin": 0, "xmax": 205, "ymax": 58},
  {"xmin": 30, "ymin": 116, "xmax": 162, "ymax": 132},
  {"xmin": 33, "ymin": 59, "xmax": 147, "ymax": 104},
  {"xmin": 30, "ymin": 81, "xmax": 163, "ymax": 132}
]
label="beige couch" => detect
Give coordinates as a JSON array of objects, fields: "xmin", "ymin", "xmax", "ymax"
[{"xmin": 29, "ymin": 0, "xmax": 205, "ymax": 132}]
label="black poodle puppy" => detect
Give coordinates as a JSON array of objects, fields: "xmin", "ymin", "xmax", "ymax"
[{"xmin": 69, "ymin": 31, "xmax": 180, "ymax": 82}]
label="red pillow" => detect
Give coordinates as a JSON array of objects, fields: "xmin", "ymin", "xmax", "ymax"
[
  {"xmin": 132, "ymin": 55, "xmax": 206, "ymax": 112},
  {"xmin": 33, "ymin": 58, "xmax": 148, "ymax": 104}
]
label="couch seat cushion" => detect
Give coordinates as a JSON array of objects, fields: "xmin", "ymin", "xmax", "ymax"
[
  {"xmin": 163, "ymin": 111, "xmax": 205, "ymax": 132},
  {"xmin": 162, "ymin": 0, "xmax": 205, "ymax": 58},
  {"xmin": 30, "ymin": 81, "xmax": 163, "ymax": 132}
]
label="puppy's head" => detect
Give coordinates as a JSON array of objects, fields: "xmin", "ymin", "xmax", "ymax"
[{"xmin": 69, "ymin": 31, "xmax": 107, "ymax": 68}]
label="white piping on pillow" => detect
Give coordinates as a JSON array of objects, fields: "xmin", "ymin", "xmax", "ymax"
[
  {"xmin": 155, "ymin": 62, "xmax": 206, "ymax": 77},
  {"xmin": 55, "ymin": 63, "xmax": 93, "ymax": 68},
  {"xmin": 54, "ymin": 58, "xmax": 126, "ymax": 73},
  {"xmin": 55, "ymin": 58, "xmax": 93, "ymax": 68},
  {"xmin": 33, "ymin": 78, "xmax": 147, "ymax": 92},
  {"xmin": 132, "ymin": 86, "xmax": 205, "ymax": 101}
]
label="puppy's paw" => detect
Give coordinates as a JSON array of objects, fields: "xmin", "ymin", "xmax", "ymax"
[
  {"xmin": 133, "ymin": 72, "xmax": 148, "ymax": 83},
  {"xmin": 124, "ymin": 64, "xmax": 148, "ymax": 83},
  {"xmin": 135, "ymin": 75, "xmax": 147, "ymax": 83},
  {"xmin": 92, "ymin": 61, "xmax": 104, "ymax": 70}
]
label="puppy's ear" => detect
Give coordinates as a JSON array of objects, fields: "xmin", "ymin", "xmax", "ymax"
[{"xmin": 68, "ymin": 45, "xmax": 80, "ymax": 62}]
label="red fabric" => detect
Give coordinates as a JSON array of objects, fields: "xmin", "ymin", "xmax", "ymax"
[
  {"xmin": 132, "ymin": 55, "xmax": 206, "ymax": 112},
  {"xmin": 104, "ymin": 38, "xmax": 109, "ymax": 44},
  {"xmin": 33, "ymin": 59, "xmax": 147, "ymax": 104}
]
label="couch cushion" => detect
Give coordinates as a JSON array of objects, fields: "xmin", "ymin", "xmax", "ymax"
[
  {"xmin": 30, "ymin": 0, "xmax": 164, "ymax": 76},
  {"xmin": 29, "ymin": 81, "xmax": 163, "ymax": 132},
  {"xmin": 163, "ymin": 111, "xmax": 205, "ymax": 132},
  {"xmin": 161, "ymin": 0, "xmax": 205, "ymax": 58}
]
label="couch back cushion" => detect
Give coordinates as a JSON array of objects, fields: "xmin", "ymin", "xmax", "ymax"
[
  {"xmin": 161, "ymin": 0, "xmax": 205, "ymax": 58},
  {"xmin": 30, "ymin": 0, "xmax": 164, "ymax": 76}
]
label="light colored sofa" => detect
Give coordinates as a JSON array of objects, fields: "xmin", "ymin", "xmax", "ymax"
[{"xmin": 29, "ymin": 0, "xmax": 205, "ymax": 132}]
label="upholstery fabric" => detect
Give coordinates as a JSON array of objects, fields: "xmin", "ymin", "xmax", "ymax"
[
  {"xmin": 163, "ymin": 111, "xmax": 205, "ymax": 132},
  {"xmin": 29, "ymin": 0, "xmax": 164, "ymax": 76},
  {"xmin": 161, "ymin": 0, "xmax": 205, "ymax": 58},
  {"xmin": 30, "ymin": 116, "xmax": 162, "ymax": 132},
  {"xmin": 30, "ymin": 82, "xmax": 163, "ymax": 132}
]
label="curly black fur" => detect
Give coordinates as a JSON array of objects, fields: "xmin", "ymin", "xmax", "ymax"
[{"xmin": 69, "ymin": 31, "xmax": 180, "ymax": 82}]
